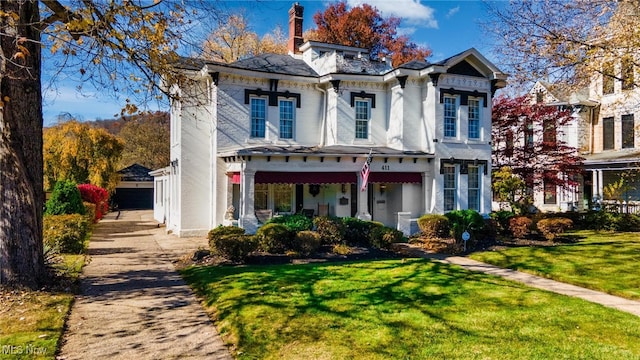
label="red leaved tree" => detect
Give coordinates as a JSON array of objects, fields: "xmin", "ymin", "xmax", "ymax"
[
  {"xmin": 492, "ymin": 95, "xmax": 584, "ymax": 192},
  {"xmin": 77, "ymin": 184, "xmax": 109, "ymax": 222},
  {"xmin": 311, "ymin": 1, "xmax": 431, "ymax": 66}
]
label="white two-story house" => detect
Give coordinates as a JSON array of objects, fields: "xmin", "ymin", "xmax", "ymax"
[{"xmin": 153, "ymin": 3, "xmax": 507, "ymax": 236}]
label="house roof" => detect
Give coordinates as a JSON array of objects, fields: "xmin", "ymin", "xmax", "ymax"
[
  {"xmin": 219, "ymin": 145, "xmax": 433, "ymax": 158},
  {"xmin": 221, "ymin": 54, "xmax": 318, "ymax": 77},
  {"xmin": 118, "ymin": 164, "xmax": 154, "ymax": 182}
]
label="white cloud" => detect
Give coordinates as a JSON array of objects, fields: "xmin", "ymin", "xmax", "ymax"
[
  {"xmin": 446, "ymin": 6, "xmax": 460, "ymax": 19},
  {"xmin": 347, "ymin": 0, "xmax": 438, "ymax": 29}
]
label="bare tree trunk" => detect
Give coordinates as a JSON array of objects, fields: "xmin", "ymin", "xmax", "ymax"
[{"xmin": 0, "ymin": 0, "xmax": 45, "ymax": 287}]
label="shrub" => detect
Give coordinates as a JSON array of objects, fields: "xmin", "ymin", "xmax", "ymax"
[
  {"xmin": 417, "ymin": 214, "xmax": 450, "ymax": 238},
  {"xmin": 490, "ymin": 210, "xmax": 515, "ymax": 235},
  {"xmin": 45, "ymin": 180, "xmax": 86, "ymax": 216},
  {"xmin": 256, "ymin": 223, "xmax": 293, "ymax": 253},
  {"xmin": 208, "ymin": 226, "xmax": 246, "ymax": 250},
  {"xmin": 342, "ymin": 217, "xmax": 376, "ymax": 246},
  {"xmin": 266, "ymin": 214, "xmax": 313, "ymax": 233},
  {"xmin": 445, "ymin": 210, "xmax": 485, "ymax": 242},
  {"xmin": 313, "ymin": 216, "xmax": 345, "ymax": 245},
  {"xmin": 43, "ymin": 214, "xmax": 90, "ymax": 253},
  {"xmin": 210, "ymin": 234, "xmax": 257, "ymax": 262},
  {"xmin": 292, "ymin": 231, "xmax": 322, "ymax": 256},
  {"xmin": 509, "ymin": 216, "xmax": 533, "ymax": 239},
  {"xmin": 78, "ymin": 184, "xmax": 109, "ymax": 221},
  {"xmin": 83, "ymin": 202, "xmax": 97, "ymax": 224},
  {"xmin": 536, "ymin": 217, "xmax": 573, "ymax": 241},
  {"xmin": 618, "ymin": 213, "xmax": 640, "ymax": 232},
  {"xmin": 332, "ymin": 244, "xmax": 351, "ymax": 255},
  {"xmin": 370, "ymin": 226, "xmax": 404, "ymax": 249}
]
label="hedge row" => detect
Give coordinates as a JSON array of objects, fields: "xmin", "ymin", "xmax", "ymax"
[{"xmin": 208, "ymin": 216, "xmax": 404, "ymax": 262}]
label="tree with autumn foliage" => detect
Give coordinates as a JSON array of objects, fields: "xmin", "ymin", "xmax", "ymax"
[
  {"xmin": 117, "ymin": 112, "xmax": 169, "ymax": 170},
  {"xmin": 492, "ymin": 95, "xmax": 584, "ymax": 204},
  {"xmin": 202, "ymin": 14, "xmax": 287, "ymax": 63},
  {"xmin": 43, "ymin": 120, "xmax": 123, "ymax": 192},
  {"xmin": 486, "ymin": 0, "xmax": 640, "ymax": 90},
  {"xmin": 1, "ymin": 1, "xmax": 220, "ymax": 286},
  {"xmin": 310, "ymin": 1, "xmax": 431, "ymax": 66}
]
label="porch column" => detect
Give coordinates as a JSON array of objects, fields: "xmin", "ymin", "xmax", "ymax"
[
  {"xmin": 239, "ymin": 169, "xmax": 259, "ymax": 234},
  {"xmin": 356, "ymin": 171, "xmax": 371, "ymax": 221},
  {"xmin": 597, "ymin": 170, "xmax": 604, "ymax": 199},
  {"xmin": 422, "ymin": 171, "xmax": 432, "ymax": 214}
]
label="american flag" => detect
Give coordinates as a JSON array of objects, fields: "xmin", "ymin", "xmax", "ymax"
[{"xmin": 360, "ymin": 150, "xmax": 372, "ymax": 192}]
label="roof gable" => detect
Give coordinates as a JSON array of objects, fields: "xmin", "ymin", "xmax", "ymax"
[{"xmin": 447, "ymin": 60, "xmax": 485, "ymax": 78}]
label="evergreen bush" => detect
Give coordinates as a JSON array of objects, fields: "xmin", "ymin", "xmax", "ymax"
[
  {"xmin": 369, "ymin": 226, "xmax": 404, "ymax": 249},
  {"xmin": 208, "ymin": 226, "xmax": 246, "ymax": 250},
  {"xmin": 266, "ymin": 214, "xmax": 313, "ymax": 233},
  {"xmin": 313, "ymin": 216, "xmax": 345, "ymax": 245},
  {"xmin": 45, "ymin": 180, "xmax": 85, "ymax": 216},
  {"xmin": 417, "ymin": 214, "xmax": 450, "ymax": 238},
  {"xmin": 445, "ymin": 210, "xmax": 485, "ymax": 242},
  {"xmin": 210, "ymin": 234, "xmax": 257, "ymax": 262},
  {"xmin": 292, "ymin": 231, "xmax": 322, "ymax": 256},
  {"xmin": 256, "ymin": 223, "xmax": 293, "ymax": 253},
  {"xmin": 536, "ymin": 217, "xmax": 573, "ymax": 241}
]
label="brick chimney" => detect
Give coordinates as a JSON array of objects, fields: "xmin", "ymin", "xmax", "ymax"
[{"xmin": 287, "ymin": 3, "xmax": 304, "ymax": 55}]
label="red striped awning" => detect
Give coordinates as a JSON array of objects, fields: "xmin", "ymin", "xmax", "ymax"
[
  {"xmin": 255, "ymin": 171, "xmax": 357, "ymax": 184},
  {"xmin": 368, "ymin": 172, "xmax": 422, "ymax": 184}
]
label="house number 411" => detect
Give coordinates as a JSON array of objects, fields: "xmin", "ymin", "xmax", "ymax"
[{"xmin": 381, "ymin": 165, "xmax": 390, "ymax": 170}]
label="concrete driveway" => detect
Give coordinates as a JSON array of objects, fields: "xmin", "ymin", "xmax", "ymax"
[{"xmin": 58, "ymin": 210, "xmax": 232, "ymax": 360}]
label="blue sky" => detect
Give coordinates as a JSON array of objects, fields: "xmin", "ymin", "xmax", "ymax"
[{"xmin": 42, "ymin": 0, "xmax": 495, "ymax": 126}]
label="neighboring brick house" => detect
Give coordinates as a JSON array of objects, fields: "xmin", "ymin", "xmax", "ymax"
[
  {"xmin": 524, "ymin": 56, "xmax": 640, "ymax": 212},
  {"xmin": 154, "ymin": 3, "xmax": 507, "ymax": 236}
]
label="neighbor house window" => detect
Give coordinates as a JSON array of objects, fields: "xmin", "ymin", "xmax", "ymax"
[
  {"xmin": 544, "ymin": 174, "xmax": 557, "ymax": 205},
  {"xmin": 525, "ymin": 119, "xmax": 534, "ymax": 150},
  {"xmin": 251, "ymin": 98, "xmax": 266, "ymax": 138},
  {"xmin": 468, "ymin": 165, "xmax": 480, "ymax": 211},
  {"xmin": 254, "ymin": 183, "xmax": 268, "ymax": 210},
  {"xmin": 273, "ymin": 184, "xmax": 293, "ymax": 213},
  {"xmin": 355, "ymin": 99, "xmax": 370, "ymax": 139},
  {"xmin": 279, "ymin": 99, "xmax": 295, "ymax": 139},
  {"xmin": 603, "ymin": 116, "xmax": 614, "ymax": 150},
  {"xmin": 468, "ymin": 98, "xmax": 480, "ymax": 139},
  {"xmin": 444, "ymin": 96, "xmax": 457, "ymax": 138},
  {"xmin": 622, "ymin": 114, "xmax": 635, "ymax": 149},
  {"xmin": 603, "ymin": 63, "xmax": 615, "ymax": 95},
  {"xmin": 504, "ymin": 130, "xmax": 514, "ymax": 157},
  {"xmin": 443, "ymin": 164, "xmax": 456, "ymax": 211},
  {"xmin": 622, "ymin": 56, "xmax": 635, "ymax": 91},
  {"xmin": 543, "ymin": 117, "xmax": 556, "ymax": 147}
]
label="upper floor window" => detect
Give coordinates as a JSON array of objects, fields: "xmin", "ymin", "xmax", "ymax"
[
  {"xmin": 251, "ymin": 98, "xmax": 266, "ymax": 138},
  {"xmin": 468, "ymin": 98, "xmax": 480, "ymax": 139},
  {"xmin": 524, "ymin": 119, "xmax": 534, "ymax": 150},
  {"xmin": 603, "ymin": 116, "xmax": 614, "ymax": 150},
  {"xmin": 543, "ymin": 117, "xmax": 556, "ymax": 147},
  {"xmin": 622, "ymin": 56, "xmax": 635, "ymax": 91},
  {"xmin": 355, "ymin": 99, "xmax": 370, "ymax": 139},
  {"xmin": 602, "ymin": 63, "xmax": 615, "ymax": 95},
  {"xmin": 622, "ymin": 114, "xmax": 635, "ymax": 149},
  {"xmin": 444, "ymin": 96, "xmax": 457, "ymax": 138},
  {"xmin": 443, "ymin": 164, "xmax": 456, "ymax": 211},
  {"xmin": 279, "ymin": 99, "xmax": 295, "ymax": 139},
  {"xmin": 468, "ymin": 165, "xmax": 480, "ymax": 211}
]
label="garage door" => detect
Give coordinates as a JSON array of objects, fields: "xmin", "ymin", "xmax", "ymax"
[{"xmin": 113, "ymin": 188, "xmax": 153, "ymax": 209}]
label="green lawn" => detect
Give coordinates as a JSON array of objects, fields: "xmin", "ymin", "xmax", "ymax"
[
  {"xmin": 470, "ymin": 230, "xmax": 640, "ymax": 300},
  {"xmin": 0, "ymin": 254, "xmax": 86, "ymax": 360},
  {"xmin": 182, "ymin": 258, "xmax": 640, "ymax": 360}
]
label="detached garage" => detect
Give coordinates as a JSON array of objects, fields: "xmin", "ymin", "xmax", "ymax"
[{"xmin": 114, "ymin": 164, "xmax": 154, "ymax": 209}]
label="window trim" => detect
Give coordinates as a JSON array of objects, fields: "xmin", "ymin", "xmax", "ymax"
[
  {"xmin": 354, "ymin": 98, "xmax": 371, "ymax": 140},
  {"xmin": 278, "ymin": 98, "xmax": 295, "ymax": 140},
  {"xmin": 622, "ymin": 114, "xmax": 635, "ymax": 149},
  {"xmin": 468, "ymin": 97, "xmax": 481, "ymax": 139},
  {"xmin": 444, "ymin": 95, "xmax": 458, "ymax": 138},
  {"xmin": 603, "ymin": 116, "xmax": 615, "ymax": 150},
  {"xmin": 443, "ymin": 164, "xmax": 457, "ymax": 212},
  {"xmin": 250, "ymin": 97, "xmax": 267, "ymax": 138},
  {"xmin": 467, "ymin": 165, "xmax": 480, "ymax": 211}
]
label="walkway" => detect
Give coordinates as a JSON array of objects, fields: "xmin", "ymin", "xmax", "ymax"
[
  {"xmin": 394, "ymin": 243, "xmax": 640, "ymax": 317},
  {"xmin": 58, "ymin": 211, "xmax": 232, "ymax": 360}
]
